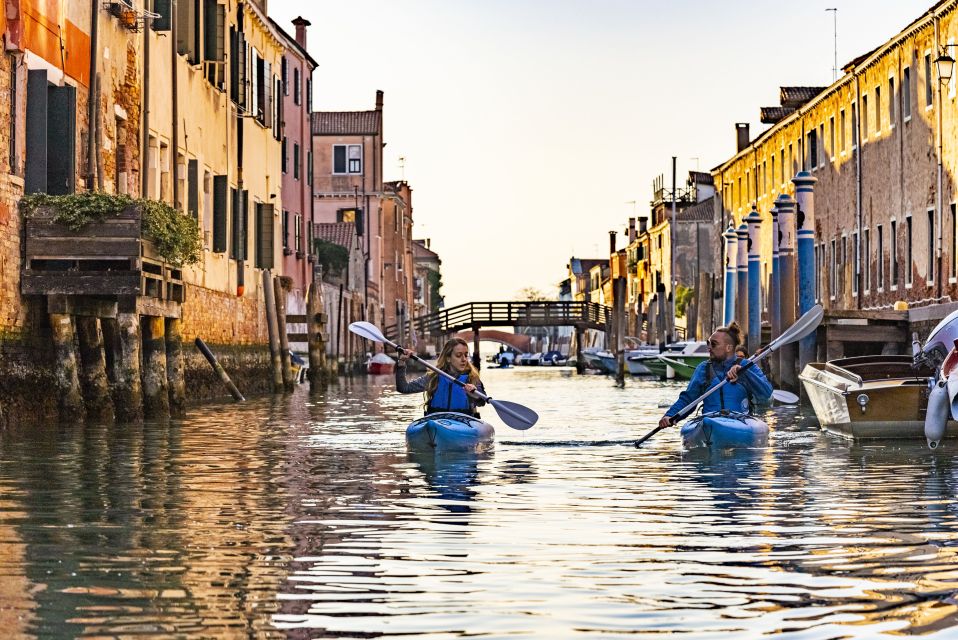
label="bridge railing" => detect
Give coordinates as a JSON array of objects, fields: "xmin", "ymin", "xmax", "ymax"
[{"xmin": 384, "ymin": 300, "xmax": 611, "ymax": 341}]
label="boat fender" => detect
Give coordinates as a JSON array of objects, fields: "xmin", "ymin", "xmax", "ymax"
[
  {"xmin": 948, "ymin": 372, "xmax": 958, "ymax": 421},
  {"xmin": 925, "ymin": 379, "xmax": 949, "ymax": 449}
]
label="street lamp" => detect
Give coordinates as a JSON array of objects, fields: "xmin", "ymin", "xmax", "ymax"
[{"xmin": 936, "ymin": 49, "xmax": 955, "ymax": 85}]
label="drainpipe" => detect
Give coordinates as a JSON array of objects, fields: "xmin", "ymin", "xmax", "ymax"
[
  {"xmin": 86, "ymin": 0, "xmax": 98, "ymax": 189},
  {"xmin": 935, "ymin": 13, "xmax": 944, "ymax": 299},
  {"xmin": 141, "ymin": 0, "xmax": 151, "ymax": 197},
  {"xmin": 236, "ymin": 2, "xmax": 245, "ymax": 296},
  {"xmin": 855, "ymin": 71, "xmax": 863, "ymax": 308},
  {"xmin": 171, "ymin": 0, "xmax": 179, "ymax": 208}
]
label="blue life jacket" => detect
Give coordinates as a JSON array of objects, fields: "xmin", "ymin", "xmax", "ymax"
[
  {"xmin": 702, "ymin": 359, "xmax": 753, "ymax": 414},
  {"xmin": 428, "ymin": 373, "xmax": 473, "ymax": 414}
]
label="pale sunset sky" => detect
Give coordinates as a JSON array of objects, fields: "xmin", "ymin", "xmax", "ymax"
[{"xmin": 270, "ymin": 0, "xmax": 931, "ymax": 307}]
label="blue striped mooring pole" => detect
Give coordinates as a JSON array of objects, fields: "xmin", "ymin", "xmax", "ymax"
[
  {"xmin": 793, "ymin": 171, "xmax": 818, "ymax": 376},
  {"xmin": 723, "ymin": 224, "xmax": 737, "ymax": 326},
  {"xmin": 745, "ymin": 206, "xmax": 762, "ymax": 353},
  {"xmin": 736, "ymin": 222, "xmax": 749, "ymax": 330}
]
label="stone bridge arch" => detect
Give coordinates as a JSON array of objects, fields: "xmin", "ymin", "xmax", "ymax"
[{"xmin": 453, "ymin": 329, "xmax": 531, "ymax": 353}]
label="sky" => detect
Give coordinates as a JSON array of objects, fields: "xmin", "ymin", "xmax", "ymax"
[{"xmin": 270, "ymin": 0, "xmax": 932, "ymax": 307}]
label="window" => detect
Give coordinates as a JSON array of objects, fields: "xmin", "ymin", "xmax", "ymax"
[
  {"xmin": 333, "ymin": 144, "xmax": 362, "ymax": 174},
  {"xmin": 293, "ymin": 142, "xmax": 300, "ymax": 180},
  {"xmin": 808, "ymin": 129, "xmax": 818, "ymax": 170},
  {"xmin": 294, "ymin": 212, "xmax": 303, "ymax": 254},
  {"xmin": 925, "ymin": 52, "xmax": 934, "ymax": 108},
  {"xmin": 891, "ymin": 219, "xmax": 899, "ymax": 287},
  {"xmin": 928, "ymin": 208, "xmax": 935, "ymax": 284},
  {"xmin": 281, "ymin": 136, "xmax": 287, "ymax": 173},
  {"xmin": 852, "ymin": 231, "xmax": 859, "ymax": 295},
  {"xmin": 863, "ymin": 228, "xmax": 870, "ymax": 292},
  {"xmin": 814, "ymin": 243, "xmax": 820, "ymax": 302},
  {"xmin": 875, "ymin": 85, "xmax": 881, "ymax": 132},
  {"xmin": 903, "ymin": 66, "xmax": 912, "ymax": 120},
  {"xmin": 212, "ymin": 177, "xmax": 228, "ymax": 253},
  {"xmin": 840, "ymin": 109, "xmax": 846, "ymax": 152},
  {"xmin": 306, "ymin": 78, "xmax": 312, "ymax": 113},
  {"xmin": 819, "ymin": 123, "xmax": 825, "ymax": 167},
  {"xmin": 203, "ymin": 0, "xmax": 225, "ymax": 88},
  {"xmin": 8, "ymin": 55, "xmax": 16, "ymax": 175},
  {"xmin": 906, "ymin": 214, "xmax": 913, "ymax": 286},
  {"xmin": 841, "ymin": 235, "xmax": 847, "ymax": 294},
  {"xmin": 829, "ymin": 116, "xmax": 835, "ymax": 159},
  {"xmin": 770, "ymin": 155, "xmax": 776, "ymax": 190},
  {"xmin": 255, "ymin": 202, "xmax": 274, "ymax": 269},
  {"xmin": 307, "ymin": 150, "xmax": 313, "ymax": 186},
  {"xmin": 294, "ymin": 67, "xmax": 301, "ymax": 105},
  {"xmin": 877, "ymin": 225, "xmax": 884, "ymax": 290},
  {"xmin": 830, "ymin": 239, "xmax": 837, "ymax": 299},
  {"xmin": 780, "ymin": 149, "xmax": 784, "ymax": 184},
  {"xmin": 281, "ymin": 56, "xmax": 288, "ymax": 95},
  {"xmin": 762, "ymin": 160, "xmax": 767, "ymax": 194},
  {"xmin": 282, "ymin": 209, "xmax": 289, "ymax": 250},
  {"xmin": 889, "ymin": 76, "xmax": 896, "ymax": 125},
  {"xmin": 862, "ymin": 94, "xmax": 868, "ymax": 138},
  {"xmin": 851, "ymin": 102, "xmax": 858, "ymax": 150}
]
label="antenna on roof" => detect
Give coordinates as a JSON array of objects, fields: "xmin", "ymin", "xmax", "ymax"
[
  {"xmin": 398, "ymin": 156, "xmax": 406, "ymax": 180},
  {"xmin": 826, "ymin": 8, "xmax": 838, "ymax": 82}
]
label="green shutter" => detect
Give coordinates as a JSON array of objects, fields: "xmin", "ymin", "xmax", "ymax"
[
  {"xmin": 257, "ymin": 203, "xmax": 274, "ymax": 269},
  {"xmin": 212, "ymin": 175, "xmax": 227, "ymax": 252}
]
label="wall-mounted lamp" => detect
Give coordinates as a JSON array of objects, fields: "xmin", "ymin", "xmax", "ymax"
[{"xmin": 936, "ymin": 46, "xmax": 956, "ymax": 84}]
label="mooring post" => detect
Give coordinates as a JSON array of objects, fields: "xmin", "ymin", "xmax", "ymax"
[
  {"xmin": 735, "ymin": 221, "xmax": 749, "ymax": 329},
  {"xmin": 722, "ymin": 224, "xmax": 737, "ymax": 325},
  {"xmin": 50, "ymin": 313, "xmax": 85, "ymax": 422},
  {"xmin": 575, "ymin": 324, "xmax": 585, "ymax": 374},
  {"xmin": 471, "ymin": 324, "xmax": 481, "ymax": 370},
  {"xmin": 745, "ymin": 206, "xmax": 762, "ymax": 353},
  {"xmin": 306, "ymin": 277, "xmax": 330, "ymax": 389},
  {"xmin": 274, "ymin": 276, "xmax": 294, "ymax": 391},
  {"xmin": 111, "ymin": 312, "xmax": 143, "ymax": 421},
  {"xmin": 195, "ymin": 337, "xmax": 245, "ymax": 401},
  {"xmin": 262, "ymin": 269, "xmax": 283, "ymax": 391},
  {"xmin": 769, "ymin": 200, "xmax": 783, "ymax": 385},
  {"xmin": 793, "ymin": 171, "xmax": 818, "ymax": 387},
  {"xmin": 165, "ymin": 317, "xmax": 186, "ymax": 414},
  {"xmin": 777, "ymin": 192, "xmax": 799, "ymax": 391},
  {"xmin": 76, "ymin": 316, "xmax": 115, "ymax": 422},
  {"xmin": 614, "ymin": 277, "xmax": 626, "ymax": 386},
  {"xmin": 142, "ymin": 316, "xmax": 170, "ymax": 417}
]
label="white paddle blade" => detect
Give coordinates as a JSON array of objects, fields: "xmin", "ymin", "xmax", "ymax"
[
  {"xmin": 491, "ymin": 399, "xmax": 538, "ymax": 430},
  {"xmin": 771, "ymin": 389, "xmax": 799, "ymax": 404},
  {"xmin": 770, "ymin": 304, "xmax": 824, "ymax": 352},
  {"xmin": 348, "ymin": 321, "xmax": 388, "ymax": 344}
]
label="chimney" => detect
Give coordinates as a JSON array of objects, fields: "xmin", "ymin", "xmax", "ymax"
[
  {"xmin": 609, "ymin": 230, "xmax": 617, "ymax": 255},
  {"xmin": 375, "ymin": 90, "xmax": 384, "ymax": 111},
  {"xmin": 425, "ymin": 238, "xmax": 430, "ymax": 250},
  {"xmin": 292, "ymin": 16, "xmax": 311, "ymax": 50},
  {"xmin": 735, "ymin": 123, "xmax": 750, "ymax": 152},
  {"xmin": 628, "ymin": 218, "xmax": 636, "ymax": 243},
  {"xmin": 638, "ymin": 216, "xmax": 648, "ymax": 234}
]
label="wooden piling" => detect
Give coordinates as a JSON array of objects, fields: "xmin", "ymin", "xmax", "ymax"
[
  {"xmin": 195, "ymin": 337, "xmax": 245, "ymax": 401},
  {"xmin": 262, "ymin": 269, "xmax": 283, "ymax": 391},
  {"xmin": 76, "ymin": 316, "xmax": 115, "ymax": 422},
  {"xmin": 165, "ymin": 317, "xmax": 186, "ymax": 414},
  {"xmin": 141, "ymin": 316, "xmax": 170, "ymax": 417},
  {"xmin": 575, "ymin": 324, "xmax": 585, "ymax": 374},
  {"xmin": 472, "ymin": 324, "xmax": 481, "ymax": 370},
  {"xmin": 50, "ymin": 313, "xmax": 85, "ymax": 422},
  {"xmin": 274, "ymin": 276, "xmax": 294, "ymax": 391},
  {"xmin": 614, "ymin": 277, "xmax": 626, "ymax": 386},
  {"xmin": 109, "ymin": 312, "xmax": 143, "ymax": 421},
  {"xmin": 306, "ymin": 280, "xmax": 329, "ymax": 389}
]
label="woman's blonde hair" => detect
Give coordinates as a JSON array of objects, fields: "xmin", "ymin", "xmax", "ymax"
[{"xmin": 425, "ymin": 338, "xmax": 481, "ymax": 401}]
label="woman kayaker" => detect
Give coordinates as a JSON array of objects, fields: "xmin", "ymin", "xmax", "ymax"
[
  {"xmin": 657, "ymin": 322, "xmax": 772, "ymax": 429},
  {"xmin": 396, "ymin": 338, "xmax": 487, "ymax": 417}
]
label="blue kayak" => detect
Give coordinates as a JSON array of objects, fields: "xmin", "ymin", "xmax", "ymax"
[
  {"xmin": 406, "ymin": 412, "xmax": 495, "ymax": 453},
  {"xmin": 680, "ymin": 411, "xmax": 769, "ymax": 449}
]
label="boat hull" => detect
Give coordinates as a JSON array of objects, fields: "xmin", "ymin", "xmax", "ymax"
[
  {"xmin": 680, "ymin": 412, "xmax": 769, "ymax": 449},
  {"xmin": 405, "ymin": 412, "xmax": 495, "ymax": 453},
  {"xmin": 800, "ymin": 356, "xmax": 958, "ymax": 440},
  {"xmin": 367, "ymin": 362, "xmax": 394, "ymax": 375}
]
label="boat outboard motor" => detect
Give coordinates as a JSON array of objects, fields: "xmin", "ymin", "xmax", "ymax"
[
  {"xmin": 916, "ymin": 309, "xmax": 958, "ymax": 369},
  {"xmin": 926, "ymin": 379, "xmax": 949, "ymax": 449}
]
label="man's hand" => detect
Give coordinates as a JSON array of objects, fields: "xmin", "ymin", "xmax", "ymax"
[
  {"xmin": 658, "ymin": 415, "xmax": 673, "ymax": 429},
  {"xmin": 397, "ymin": 348, "xmax": 413, "ymax": 366},
  {"xmin": 727, "ymin": 364, "xmax": 741, "ymax": 382}
]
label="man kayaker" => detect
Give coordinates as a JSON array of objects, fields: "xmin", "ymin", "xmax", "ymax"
[
  {"xmin": 396, "ymin": 338, "xmax": 487, "ymax": 417},
  {"xmin": 657, "ymin": 322, "xmax": 772, "ymax": 429}
]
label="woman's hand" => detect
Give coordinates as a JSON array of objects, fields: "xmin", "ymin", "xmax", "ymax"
[{"xmin": 463, "ymin": 383, "xmax": 477, "ymax": 395}]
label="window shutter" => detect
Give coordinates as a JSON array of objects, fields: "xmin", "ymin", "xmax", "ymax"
[
  {"xmin": 24, "ymin": 70, "xmax": 49, "ymax": 194},
  {"xmin": 237, "ymin": 33, "xmax": 247, "ymax": 109},
  {"xmin": 263, "ymin": 61, "xmax": 272, "ymax": 128},
  {"xmin": 46, "ymin": 84, "xmax": 76, "ymax": 195},
  {"xmin": 152, "ymin": 0, "xmax": 172, "ymax": 31},
  {"xmin": 188, "ymin": 159, "xmax": 199, "ymax": 220},
  {"xmin": 257, "ymin": 203, "xmax": 275, "ymax": 269},
  {"xmin": 333, "ymin": 145, "xmax": 345, "ymax": 174},
  {"xmin": 230, "ymin": 187, "xmax": 240, "ymax": 259},
  {"xmin": 213, "ymin": 175, "xmax": 228, "ymax": 252},
  {"xmin": 240, "ymin": 189, "xmax": 248, "ymax": 261},
  {"xmin": 281, "ymin": 56, "xmax": 288, "ymax": 95}
]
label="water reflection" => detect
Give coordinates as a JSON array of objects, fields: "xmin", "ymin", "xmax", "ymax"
[{"xmin": 3, "ymin": 371, "xmax": 958, "ymax": 636}]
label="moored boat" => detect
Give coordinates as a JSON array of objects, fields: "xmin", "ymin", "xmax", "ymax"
[
  {"xmin": 654, "ymin": 355, "xmax": 699, "ymax": 380},
  {"xmin": 366, "ymin": 352, "xmax": 396, "ymax": 375},
  {"xmin": 680, "ymin": 411, "xmax": 769, "ymax": 449},
  {"xmin": 405, "ymin": 411, "xmax": 495, "ymax": 453},
  {"xmin": 642, "ymin": 341, "xmax": 709, "ymax": 379},
  {"xmin": 800, "ymin": 355, "xmax": 947, "ymax": 440}
]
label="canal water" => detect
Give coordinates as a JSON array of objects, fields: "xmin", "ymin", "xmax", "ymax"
[{"xmin": 2, "ymin": 367, "xmax": 958, "ymax": 638}]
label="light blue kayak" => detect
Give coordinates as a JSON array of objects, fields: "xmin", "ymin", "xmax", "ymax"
[
  {"xmin": 406, "ymin": 412, "xmax": 495, "ymax": 453},
  {"xmin": 680, "ymin": 411, "xmax": 769, "ymax": 449}
]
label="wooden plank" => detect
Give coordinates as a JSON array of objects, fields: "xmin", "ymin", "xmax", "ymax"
[
  {"xmin": 21, "ymin": 271, "xmax": 141, "ymax": 295},
  {"xmin": 28, "ymin": 219, "xmax": 140, "ymax": 238},
  {"xmin": 26, "ymin": 237, "xmax": 140, "ymax": 257},
  {"xmin": 286, "ymin": 314, "xmax": 307, "ymax": 323},
  {"xmin": 825, "ymin": 324, "xmax": 907, "ymax": 343},
  {"xmin": 29, "ymin": 204, "xmax": 141, "ymax": 220},
  {"xmin": 287, "ymin": 333, "xmax": 309, "ymax": 342}
]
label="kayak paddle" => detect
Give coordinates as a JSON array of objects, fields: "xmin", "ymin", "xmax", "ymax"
[
  {"xmin": 348, "ymin": 321, "xmax": 539, "ymax": 430},
  {"xmin": 634, "ymin": 304, "xmax": 824, "ymax": 448}
]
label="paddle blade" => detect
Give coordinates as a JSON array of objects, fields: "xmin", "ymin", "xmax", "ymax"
[
  {"xmin": 770, "ymin": 304, "xmax": 824, "ymax": 352},
  {"xmin": 349, "ymin": 321, "xmax": 388, "ymax": 344},
  {"xmin": 771, "ymin": 389, "xmax": 799, "ymax": 404},
  {"xmin": 490, "ymin": 398, "xmax": 538, "ymax": 430}
]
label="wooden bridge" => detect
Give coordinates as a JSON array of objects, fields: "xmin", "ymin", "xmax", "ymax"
[{"xmin": 385, "ymin": 300, "xmax": 610, "ymax": 367}]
